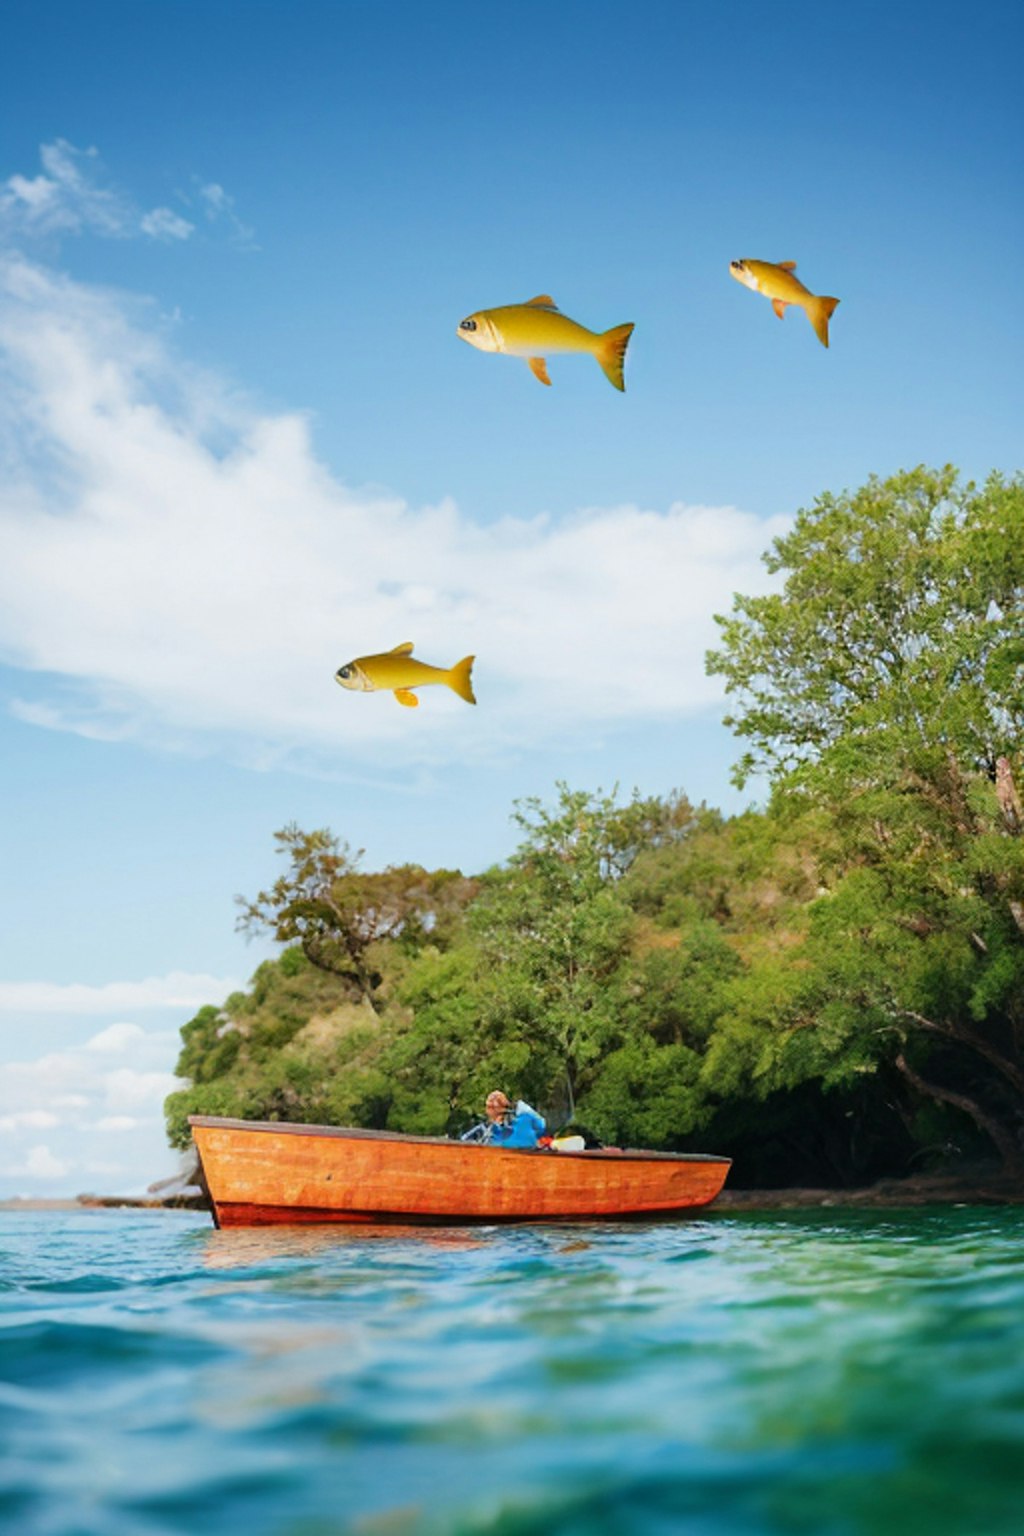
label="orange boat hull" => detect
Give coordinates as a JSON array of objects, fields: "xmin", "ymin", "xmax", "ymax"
[{"xmin": 189, "ymin": 1116, "xmax": 731, "ymax": 1227}]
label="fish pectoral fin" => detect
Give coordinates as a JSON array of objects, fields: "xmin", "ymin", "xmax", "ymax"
[
  {"xmin": 394, "ymin": 689, "xmax": 420, "ymax": 707},
  {"xmin": 778, "ymin": 261, "xmax": 797, "ymax": 271},
  {"xmin": 388, "ymin": 641, "xmax": 415, "ymax": 656},
  {"xmin": 772, "ymin": 298, "xmax": 789, "ymax": 320},
  {"xmin": 523, "ymin": 294, "xmax": 559, "ymax": 310},
  {"xmin": 528, "ymin": 356, "xmax": 552, "ymax": 386}
]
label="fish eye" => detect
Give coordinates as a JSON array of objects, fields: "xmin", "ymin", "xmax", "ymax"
[
  {"xmin": 460, "ymin": 319, "xmax": 477, "ymax": 331},
  {"xmin": 337, "ymin": 665, "xmax": 352, "ymax": 680}
]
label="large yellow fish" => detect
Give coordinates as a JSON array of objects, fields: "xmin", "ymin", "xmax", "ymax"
[
  {"xmin": 335, "ymin": 642, "xmax": 476, "ymax": 708},
  {"xmin": 457, "ymin": 295, "xmax": 634, "ymax": 390},
  {"xmin": 729, "ymin": 260, "xmax": 840, "ymax": 348}
]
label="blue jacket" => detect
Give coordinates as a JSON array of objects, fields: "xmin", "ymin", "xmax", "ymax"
[{"xmin": 487, "ymin": 1101, "xmax": 546, "ymax": 1149}]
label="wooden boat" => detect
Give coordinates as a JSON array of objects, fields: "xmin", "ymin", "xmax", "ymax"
[{"xmin": 189, "ymin": 1115, "xmax": 731, "ymax": 1227}]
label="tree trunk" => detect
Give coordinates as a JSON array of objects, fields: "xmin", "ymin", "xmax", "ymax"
[
  {"xmin": 302, "ymin": 939, "xmax": 382, "ymax": 1014},
  {"xmin": 995, "ymin": 756, "xmax": 1023, "ymax": 833},
  {"xmin": 898, "ymin": 1009, "xmax": 1024, "ymax": 1099},
  {"xmin": 895, "ymin": 1052, "xmax": 1023, "ymax": 1173},
  {"xmin": 994, "ymin": 757, "xmax": 1024, "ymax": 938}
]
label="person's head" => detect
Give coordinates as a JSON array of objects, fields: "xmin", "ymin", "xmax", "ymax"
[{"xmin": 485, "ymin": 1090, "xmax": 511, "ymax": 1122}]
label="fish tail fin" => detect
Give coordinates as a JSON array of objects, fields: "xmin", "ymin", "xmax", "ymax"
[
  {"xmin": 807, "ymin": 296, "xmax": 840, "ymax": 348},
  {"xmin": 447, "ymin": 655, "xmax": 476, "ymax": 705},
  {"xmin": 596, "ymin": 322, "xmax": 634, "ymax": 391}
]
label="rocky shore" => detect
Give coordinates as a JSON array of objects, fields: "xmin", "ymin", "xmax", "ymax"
[
  {"xmin": 0, "ymin": 1193, "xmax": 208, "ymax": 1212},
  {"xmin": 716, "ymin": 1164, "xmax": 1024, "ymax": 1209}
]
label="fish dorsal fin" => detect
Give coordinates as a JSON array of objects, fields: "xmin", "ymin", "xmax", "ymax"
[
  {"xmin": 389, "ymin": 641, "xmax": 415, "ymax": 656},
  {"xmin": 524, "ymin": 294, "xmax": 559, "ymax": 310},
  {"xmin": 777, "ymin": 261, "xmax": 797, "ymax": 272}
]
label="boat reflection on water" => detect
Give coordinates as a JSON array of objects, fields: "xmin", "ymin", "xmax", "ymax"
[{"xmin": 200, "ymin": 1220, "xmax": 487, "ymax": 1269}]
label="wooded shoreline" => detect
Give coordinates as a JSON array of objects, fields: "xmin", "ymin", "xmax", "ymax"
[{"xmin": 161, "ymin": 468, "xmax": 1024, "ymax": 1195}]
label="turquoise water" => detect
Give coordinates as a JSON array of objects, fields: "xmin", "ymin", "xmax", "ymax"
[{"xmin": 2, "ymin": 1208, "xmax": 1023, "ymax": 1535}]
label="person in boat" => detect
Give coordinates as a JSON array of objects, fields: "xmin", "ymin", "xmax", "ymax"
[{"xmin": 461, "ymin": 1090, "xmax": 547, "ymax": 1149}]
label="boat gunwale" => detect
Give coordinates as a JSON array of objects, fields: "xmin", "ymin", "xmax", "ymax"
[{"xmin": 188, "ymin": 1114, "xmax": 731, "ymax": 1166}]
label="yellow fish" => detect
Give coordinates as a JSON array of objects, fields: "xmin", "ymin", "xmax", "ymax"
[
  {"xmin": 729, "ymin": 259, "xmax": 840, "ymax": 348},
  {"xmin": 457, "ymin": 295, "xmax": 634, "ymax": 390},
  {"xmin": 335, "ymin": 642, "xmax": 476, "ymax": 708}
]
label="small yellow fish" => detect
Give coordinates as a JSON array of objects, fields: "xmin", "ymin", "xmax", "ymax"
[
  {"xmin": 457, "ymin": 295, "xmax": 634, "ymax": 390},
  {"xmin": 335, "ymin": 642, "xmax": 476, "ymax": 708},
  {"xmin": 729, "ymin": 259, "xmax": 840, "ymax": 348}
]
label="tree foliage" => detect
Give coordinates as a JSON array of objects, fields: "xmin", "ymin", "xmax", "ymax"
[
  {"xmin": 236, "ymin": 824, "xmax": 477, "ymax": 1010},
  {"xmin": 709, "ymin": 465, "xmax": 1024, "ymax": 1167},
  {"xmin": 708, "ymin": 465, "xmax": 1024, "ymax": 792}
]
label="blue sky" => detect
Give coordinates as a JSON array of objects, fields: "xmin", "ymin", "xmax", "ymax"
[{"xmin": 1, "ymin": 0, "xmax": 1021, "ymax": 1195}]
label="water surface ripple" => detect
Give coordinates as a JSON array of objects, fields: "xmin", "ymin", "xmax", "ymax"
[{"xmin": 2, "ymin": 1207, "xmax": 1022, "ymax": 1535}]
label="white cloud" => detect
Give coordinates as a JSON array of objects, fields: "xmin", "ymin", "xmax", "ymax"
[
  {"xmin": 0, "ymin": 140, "xmax": 245, "ymax": 249},
  {"xmin": 0, "ymin": 1014, "xmax": 189, "ymax": 1196},
  {"xmin": 103, "ymin": 1067, "xmax": 181, "ymax": 1110},
  {"xmin": 8, "ymin": 1145, "xmax": 72, "ymax": 1181},
  {"xmin": 0, "ymin": 1042, "xmax": 182, "ymax": 1117},
  {"xmin": 4, "ymin": 174, "xmax": 57, "ymax": 212},
  {"xmin": 198, "ymin": 181, "xmax": 256, "ymax": 247},
  {"xmin": 86, "ymin": 1022, "xmax": 147, "ymax": 1051},
  {"xmin": 0, "ymin": 1110, "xmax": 59, "ymax": 1134},
  {"xmin": 0, "ymin": 973, "xmax": 241, "ymax": 1014},
  {"xmin": 83, "ymin": 1158, "xmax": 125, "ymax": 1177},
  {"xmin": 200, "ymin": 182, "xmax": 228, "ymax": 213},
  {"xmin": 0, "ymin": 254, "xmax": 786, "ymax": 773},
  {"xmin": 140, "ymin": 206, "xmax": 195, "ymax": 242},
  {"xmin": 0, "ymin": 140, "xmax": 128, "ymax": 238}
]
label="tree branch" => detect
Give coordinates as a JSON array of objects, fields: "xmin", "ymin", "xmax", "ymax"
[
  {"xmin": 895, "ymin": 1052, "xmax": 1022, "ymax": 1172},
  {"xmin": 995, "ymin": 756, "xmax": 1023, "ymax": 834},
  {"xmin": 897, "ymin": 1008, "xmax": 1024, "ymax": 1099}
]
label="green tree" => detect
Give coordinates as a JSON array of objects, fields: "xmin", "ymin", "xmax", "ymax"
[
  {"xmin": 708, "ymin": 466, "xmax": 1024, "ymax": 795},
  {"xmin": 174, "ymin": 1003, "xmax": 241, "ymax": 1085},
  {"xmin": 236, "ymin": 824, "xmax": 477, "ymax": 1011},
  {"xmin": 469, "ymin": 785, "xmax": 693, "ymax": 1118},
  {"xmin": 383, "ymin": 943, "xmax": 492, "ymax": 1134},
  {"xmin": 708, "ymin": 466, "xmax": 1024, "ymax": 1168}
]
